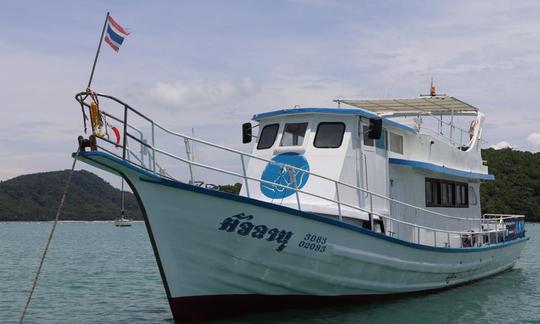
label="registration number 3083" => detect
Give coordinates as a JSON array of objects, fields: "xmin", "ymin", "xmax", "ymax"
[{"xmin": 298, "ymin": 233, "xmax": 327, "ymax": 253}]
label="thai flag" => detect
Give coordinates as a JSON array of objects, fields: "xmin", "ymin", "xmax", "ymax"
[{"xmin": 104, "ymin": 15, "xmax": 130, "ymax": 52}]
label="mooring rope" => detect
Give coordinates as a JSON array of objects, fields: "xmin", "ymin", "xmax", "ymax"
[{"xmin": 19, "ymin": 149, "xmax": 80, "ymax": 324}]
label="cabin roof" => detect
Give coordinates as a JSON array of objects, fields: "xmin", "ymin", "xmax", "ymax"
[
  {"xmin": 252, "ymin": 107, "xmax": 416, "ymax": 133},
  {"xmin": 334, "ymin": 95, "xmax": 478, "ymax": 116}
]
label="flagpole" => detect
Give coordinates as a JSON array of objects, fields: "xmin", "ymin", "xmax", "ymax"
[{"xmin": 87, "ymin": 11, "xmax": 110, "ymax": 89}]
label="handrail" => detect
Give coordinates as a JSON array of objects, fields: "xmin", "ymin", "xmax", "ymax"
[
  {"xmin": 483, "ymin": 213, "xmax": 526, "ymax": 218},
  {"xmin": 153, "ymin": 122, "xmax": 486, "ymax": 222},
  {"xmin": 130, "ymin": 133, "xmax": 498, "ymax": 238},
  {"xmin": 418, "ymin": 113, "xmax": 481, "ymax": 149},
  {"xmin": 75, "ymin": 91, "xmax": 526, "ymax": 248}
]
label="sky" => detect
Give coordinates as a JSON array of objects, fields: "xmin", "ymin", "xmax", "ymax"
[{"xmin": 1, "ymin": 0, "xmax": 540, "ymax": 186}]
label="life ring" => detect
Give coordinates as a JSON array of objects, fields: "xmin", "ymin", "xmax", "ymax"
[{"xmin": 111, "ymin": 126, "xmax": 121, "ymax": 145}]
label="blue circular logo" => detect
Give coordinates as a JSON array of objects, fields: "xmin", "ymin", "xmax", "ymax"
[{"xmin": 260, "ymin": 153, "xmax": 310, "ymax": 199}]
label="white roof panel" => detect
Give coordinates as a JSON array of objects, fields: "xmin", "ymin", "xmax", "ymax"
[{"xmin": 335, "ymin": 95, "xmax": 478, "ymax": 115}]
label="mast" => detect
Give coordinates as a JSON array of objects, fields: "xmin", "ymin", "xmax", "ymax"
[
  {"xmin": 87, "ymin": 12, "xmax": 110, "ymax": 89},
  {"xmin": 120, "ymin": 178, "xmax": 125, "ymax": 218}
]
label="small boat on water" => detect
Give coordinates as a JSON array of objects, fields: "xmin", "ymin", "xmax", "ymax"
[
  {"xmin": 114, "ymin": 215, "xmax": 132, "ymax": 227},
  {"xmin": 74, "ymin": 86, "xmax": 527, "ymax": 322},
  {"xmin": 114, "ymin": 179, "xmax": 132, "ymax": 227}
]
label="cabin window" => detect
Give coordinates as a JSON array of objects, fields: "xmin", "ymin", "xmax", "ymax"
[
  {"xmin": 257, "ymin": 124, "xmax": 279, "ymax": 149},
  {"xmin": 314, "ymin": 122, "xmax": 345, "ymax": 148},
  {"xmin": 389, "ymin": 132, "xmax": 403, "ymax": 154},
  {"xmin": 440, "ymin": 182, "xmax": 448, "ymax": 205},
  {"xmin": 280, "ymin": 122, "xmax": 308, "ymax": 146},
  {"xmin": 425, "ymin": 180, "xmax": 440, "ymax": 206},
  {"xmin": 426, "ymin": 178, "xmax": 468, "ymax": 208},
  {"xmin": 447, "ymin": 183, "xmax": 455, "ymax": 205},
  {"xmin": 362, "ymin": 126, "xmax": 374, "ymax": 147},
  {"xmin": 456, "ymin": 183, "xmax": 469, "ymax": 207},
  {"xmin": 376, "ymin": 130, "xmax": 388, "ymax": 150}
]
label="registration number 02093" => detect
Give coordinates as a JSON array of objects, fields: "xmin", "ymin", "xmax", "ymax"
[{"xmin": 298, "ymin": 233, "xmax": 327, "ymax": 253}]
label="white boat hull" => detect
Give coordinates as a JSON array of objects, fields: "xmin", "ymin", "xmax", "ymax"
[
  {"xmin": 114, "ymin": 219, "xmax": 132, "ymax": 227},
  {"xmin": 78, "ymin": 152, "xmax": 528, "ymax": 322}
]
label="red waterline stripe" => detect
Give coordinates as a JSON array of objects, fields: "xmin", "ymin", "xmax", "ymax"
[{"xmin": 169, "ymin": 294, "xmax": 400, "ymax": 322}]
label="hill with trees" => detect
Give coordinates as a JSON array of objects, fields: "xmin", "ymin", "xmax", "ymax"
[
  {"xmin": 0, "ymin": 170, "xmax": 142, "ymax": 221},
  {"xmin": 481, "ymin": 148, "xmax": 540, "ymax": 221}
]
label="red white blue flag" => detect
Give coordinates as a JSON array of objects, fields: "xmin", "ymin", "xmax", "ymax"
[{"xmin": 104, "ymin": 15, "xmax": 130, "ymax": 52}]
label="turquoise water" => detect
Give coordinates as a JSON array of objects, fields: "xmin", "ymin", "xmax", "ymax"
[{"xmin": 2, "ymin": 222, "xmax": 539, "ymax": 323}]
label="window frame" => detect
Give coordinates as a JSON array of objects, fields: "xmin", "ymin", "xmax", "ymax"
[
  {"xmin": 256, "ymin": 123, "xmax": 280, "ymax": 150},
  {"xmin": 362, "ymin": 125, "xmax": 374, "ymax": 147},
  {"xmin": 425, "ymin": 178, "xmax": 469, "ymax": 208},
  {"xmin": 376, "ymin": 129, "xmax": 388, "ymax": 150},
  {"xmin": 389, "ymin": 132, "xmax": 404, "ymax": 154},
  {"xmin": 313, "ymin": 122, "xmax": 346, "ymax": 149},
  {"xmin": 279, "ymin": 122, "xmax": 309, "ymax": 147}
]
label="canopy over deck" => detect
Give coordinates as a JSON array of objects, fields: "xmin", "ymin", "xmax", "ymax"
[{"xmin": 334, "ymin": 95, "xmax": 479, "ymax": 116}]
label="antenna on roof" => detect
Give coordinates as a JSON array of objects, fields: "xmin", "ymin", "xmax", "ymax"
[{"xmin": 420, "ymin": 78, "xmax": 446, "ymax": 97}]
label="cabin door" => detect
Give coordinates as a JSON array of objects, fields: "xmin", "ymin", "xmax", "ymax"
[
  {"xmin": 389, "ymin": 177, "xmax": 415, "ymax": 241},
  {"xmin": 360, "ymin": 119, "xmax": 389, "ymax": 215}
]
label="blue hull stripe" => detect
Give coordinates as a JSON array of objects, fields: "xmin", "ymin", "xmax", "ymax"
[
  {"xmin": 76, "ymin": 151, "xmax": 526, "ymax": 253},
  {"xmin": 389, "ymin": 158, "xmax": 495, "ymax": 181}
]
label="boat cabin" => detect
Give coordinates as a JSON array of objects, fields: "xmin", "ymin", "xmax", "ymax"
[{"xmin": 241, "ymin": 95, "xmax": 493, "ymax": 241}]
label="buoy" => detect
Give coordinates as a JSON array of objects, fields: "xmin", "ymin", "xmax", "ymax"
[
  {"xmin": 90, "ymin": 101, "xmax": 100, "ymax": 129},
  {"xmin": 90, "ymin": 101, "xmax": 106, "ymax": 137},
  {"xmin": 112, "ymin": 126, "xmax": 121, "ymax": 145}
]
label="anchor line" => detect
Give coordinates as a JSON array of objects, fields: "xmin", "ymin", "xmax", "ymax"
[{"xmin": 19, "ymin": 148, "xmax": 80, "ymax": 324}]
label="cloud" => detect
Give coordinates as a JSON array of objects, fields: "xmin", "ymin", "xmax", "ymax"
[
  {"xmin": 490, "ymin": 141, "xmax": 515, "ymax": 150},
  {"xmin": 4, "ymin": 1, "xmax": 540, "ymax": 184},
  {"xmin": 527, "ymin": 133, "xmax": 540, "ymax": 147},
  {"xmin": 148, "ymin": 78, "xmax": 257, "ymax": 109}
]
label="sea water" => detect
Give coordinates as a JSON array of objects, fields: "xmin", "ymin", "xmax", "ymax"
[{"xmin": 1, "ymin": 222, "xmax": 539, "ymax": 323}]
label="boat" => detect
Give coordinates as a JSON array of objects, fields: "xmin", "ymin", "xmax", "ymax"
[
  {"xmin": 73, "ymin": 87, "xmax": 528, "ymax": 322},
  {"xmin": 114, "ymin": 179, "xmax": 132, "ymax": 227},
  {"xmin": 114, "ymin": 215, "xmax": 132, "ymax": 227}
]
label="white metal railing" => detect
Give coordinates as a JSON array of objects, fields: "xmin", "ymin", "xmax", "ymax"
[
  {"xmin": 75, "ymin": 91, "xmax": 527, "ymax": 249},
  {"xmin": 418, "ymin": 114, "xmax": 489, "ymax": 148},
  {"xmin": 421, "ymin": 114, "xmax": 472, "ymax": 148}
]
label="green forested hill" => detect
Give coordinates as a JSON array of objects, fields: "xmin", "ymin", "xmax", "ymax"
[
  {"xmin": 481, "ymin": 148, "xmax": 540, "ymax": 221},
  {"xmin": 0, "ymin": 170, "xmax": 142, "ymax": 221}
]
